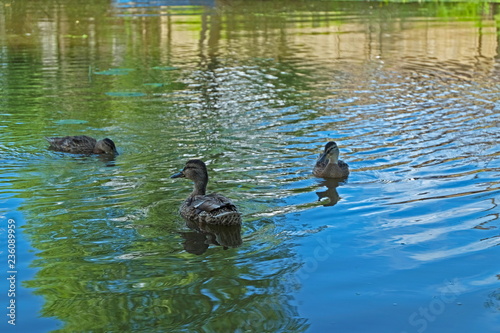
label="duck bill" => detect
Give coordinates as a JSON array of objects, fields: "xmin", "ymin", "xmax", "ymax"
[{"xmin": 170, "ymin": 171, "xmax": 185, "ymax": 179}]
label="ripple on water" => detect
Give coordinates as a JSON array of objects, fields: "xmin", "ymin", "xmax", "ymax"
[{"xmin": 2, "ymin": 4, "xmax": 500, "ymax": 331}]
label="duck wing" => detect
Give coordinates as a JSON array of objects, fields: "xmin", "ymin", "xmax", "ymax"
[
  {"xmin": 189, "ymin": 193, "xmax": 237, "ymax": 214},
  {"xmin": 338, "ymin": 160, "xmax": 349, "ymax": 169},
  {"xmin": 184, "ymin": 193, "xmax": 241, "ymax": 226},
  {"xmin": 315, "ymin": 154, "xmax": 329, "ymax": 169}
]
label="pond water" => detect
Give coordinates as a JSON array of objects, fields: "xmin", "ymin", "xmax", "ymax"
[{"xmin": 1, "ymin": 1, "xmax": 500, "ymax": 332}]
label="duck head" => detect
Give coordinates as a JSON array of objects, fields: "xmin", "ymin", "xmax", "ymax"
[
  {"xmin": 171, "ymin": 159, "xmax": 208, "ymax": 180},
  {"xmin": 171, "ymin": 159, "xmax": 209, "ymax": 195},
  {"xmin": 317, "ymin": 141, "xmax": 340, "ymax": 165},
  {"xmin": 94, "ymin": 138, "xmax": 118, "ymax": 155}
]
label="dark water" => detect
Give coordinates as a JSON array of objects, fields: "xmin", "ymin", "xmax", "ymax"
[{"xmin": 1, "ymin": 1, "xmax": 500, "ymax": 332}]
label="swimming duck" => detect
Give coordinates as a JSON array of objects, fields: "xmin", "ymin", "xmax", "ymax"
[
  {"xmin": 46, "ymin": 135, "xmax": 118, "ymax": 155},
  {"xmin": 171, "ymin": 159, "xmax": 242, "ymax": 226},
  {"xmin": 313, "ymin": 141, "xmax": 349, "ymax": 178}
]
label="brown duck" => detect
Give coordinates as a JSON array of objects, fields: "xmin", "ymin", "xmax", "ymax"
[
  {"xmin": 171, "ymin": 159, "xmax": 242, "ymax": 226},
  {"xmin": 313, "ymin": 141, "xmax": 349, "ymax": 178},
  {"xmin": 46, "ymin": 135, "xmax": 118, "ymax": 155}
]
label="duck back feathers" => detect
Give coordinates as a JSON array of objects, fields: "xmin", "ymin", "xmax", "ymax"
[{"xmin": 182, "ymin": 193, "xmax": 241, "ymax": 226}]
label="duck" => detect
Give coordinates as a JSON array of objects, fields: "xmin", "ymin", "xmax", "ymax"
[
  {"xmin": 171, "ymin": 159, "xmax": 242, "ymax": 226},
  {"xmin": 45, "ymin": 135, "xmax": 118, "ymax": 155},
  {"xmin": 313, "ymin": 141, "xmax": 349, "ymax": 178}
]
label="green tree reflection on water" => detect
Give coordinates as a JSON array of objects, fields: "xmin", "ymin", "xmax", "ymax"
[{"xmin": 2, "ymin": 1, "xmax": 317, "ymax": 331}]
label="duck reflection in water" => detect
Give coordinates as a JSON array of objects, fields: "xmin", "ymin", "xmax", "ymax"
[
  {"xmin": 315, "ymin": 178, "xmax": 346, "ymax": 207},
  {"xmin": 180, "ymin": 220, "xmax": 242, "ymax": 255}
]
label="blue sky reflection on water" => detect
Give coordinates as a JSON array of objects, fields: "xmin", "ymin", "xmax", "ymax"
[{"xmin": 0, "ymin": 1, "xmax": 500, "ymax": 332}]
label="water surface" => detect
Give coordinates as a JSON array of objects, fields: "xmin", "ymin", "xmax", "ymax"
[{"xmin": 1, "ymin": 1, "xmax": 500, "ymax": 332}]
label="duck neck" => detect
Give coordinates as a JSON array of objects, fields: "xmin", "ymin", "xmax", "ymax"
[
  {"xmin": 328, "ymin": 150, "xmax": 339, "ymax": 164},
  {"xmin": 191, "ymin": 178, "xmax": 207, "ymax": 196}
]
